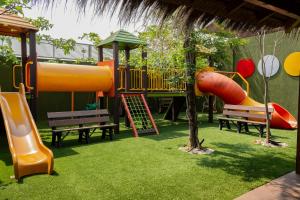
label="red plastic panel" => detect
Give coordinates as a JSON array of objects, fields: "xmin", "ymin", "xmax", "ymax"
[{"xmin": 236, "ymin": 58, "xmax": 255, "ymax": 78}]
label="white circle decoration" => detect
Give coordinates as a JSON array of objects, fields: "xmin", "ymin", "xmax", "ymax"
[{"xmin": 257, "ymin": 55, "xmax": 280, "ymax": 77}]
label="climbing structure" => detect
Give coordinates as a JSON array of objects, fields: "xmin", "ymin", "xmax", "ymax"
[{"xmin": 121, "ymin": 94, "xmax": 159, "ymax": 137}]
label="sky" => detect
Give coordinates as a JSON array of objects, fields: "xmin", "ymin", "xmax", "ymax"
[{"xmin": 24, "ymin": 2, "xmax": 147, "ymax": 44}]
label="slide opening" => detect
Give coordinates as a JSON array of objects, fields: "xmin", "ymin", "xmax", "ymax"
[{"xmin": 272, "ymin": 103, "xmax": 293, "ymax": 120}]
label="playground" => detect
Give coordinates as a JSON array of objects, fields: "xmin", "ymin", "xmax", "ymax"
[{"xmin": 0, "ymin": 1, "xmax": 300, "ymax": 200}]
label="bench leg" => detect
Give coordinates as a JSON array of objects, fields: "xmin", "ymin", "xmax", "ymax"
[
  {"xmin": 57, "ymin": 132, "xmax": 62, "ymax": 148},
  {"xmin": 78, "ymin": 130, "xmax": 83, "ymax": 143},
  {"xmin": 51, "ymin": 132, "xmax": 57, "ymax": 147},
  {"xmin": 109, "ymin": 128, "xmax": 113, "ymax": 141},
  {"xmin": 259, "ymin": 125, "xmax": 265, "ymax": 137},
  {"xmin": 245, "ymin": 123, "xmax": 249, "ymax": 133},
  {"xmin": 237, "ymin": 122, "xmax": 242, "ymax": 133},
  {"xmin": 226, "ymin": 121, "xmax": 231, "ymax": 129},
  {"xmin": 101, "ymin": 129, "xmax": 107, "ymax": 140},
  {"xmin": 84, "ymin": 129, "xmax": 90, "ymax": 144},
  {"xmin": 219, "ymin": 119, "xmax": 223, "ymax": 130}
]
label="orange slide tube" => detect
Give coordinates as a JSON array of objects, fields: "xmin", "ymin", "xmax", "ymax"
[
  {"xmin": 0, "ymin": 84, "xmax": 53, "ymax": 180},
  {"xmin": 196, "ymin": 71, "xmax": 297, "ymax": 129},
  {"xmin": 36, "ymin": 63, "xmax": 113, "ymax": 92}
]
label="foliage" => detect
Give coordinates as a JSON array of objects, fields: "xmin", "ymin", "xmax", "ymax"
[
  {"xmin": 193, "ymin": 26, "xmax": 248, "ymax": 68},
  {"xmin": 74, "ymin": 57, "xmax": 97, "ymax": 65},
  {"xmin": 27, "ymin": 17, "xmax": 53, "ymax": 31},
  {"xmin": 79, "ymin": 32, "xmax": 102, "ymax": 46},
  {"xmin": 0, "ymin": 0, "xmax": 30, "ymax": 15},
  {"xmin": 0, "ymin": 37, "xmax": 18, "ymax": 66}
]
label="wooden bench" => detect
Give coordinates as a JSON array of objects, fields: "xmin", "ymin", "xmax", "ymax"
[
  {"xmin": 47, "ymin": 109, "xmax": 116, "ymax": 147},
  {"xmin": 217, "ymin": 104, "xmax": 274, "ymax": 136}
]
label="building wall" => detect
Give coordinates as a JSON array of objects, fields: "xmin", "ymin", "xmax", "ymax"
[{"xmin": 232, "ymin": 32, "xmax": 299, "ymax": 117}]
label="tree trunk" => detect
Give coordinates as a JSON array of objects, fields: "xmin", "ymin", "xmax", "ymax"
[
  {"xmin": 263, "ymin": 78, "xmax": 271, "ymax": 143},
  {"xmin": 184, "ymin": 34, "xmax": 201, "ymax": 149}
]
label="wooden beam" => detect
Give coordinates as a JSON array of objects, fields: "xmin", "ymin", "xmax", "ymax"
[
  {"xmin": 244, "ymin": 0, "xmax": 300, "ymax": 20},
  {"xmin": 112, "ymin": 42, "xmax": 120, "ymax": 134},
  {"xmin": 227, "ymin": 2, "xmax": 247, "ymax": 17},
  {"xmin": 29, "ymin": 31, "xmax": 37, "ymax": 120},
  {"xmin": 20, "ymin": 33, "xmax": 27, "ymax": 84},
  {"xmin": 125, "ymin": 48, "xmax": 130, "ymax": 92},
  {"xmin": 257, "ymin": 12, "xmax": 275, "ymax": 25},
  {"xmin": 98, "ymin": 46, "xmax": 103, "ymax": 62}
]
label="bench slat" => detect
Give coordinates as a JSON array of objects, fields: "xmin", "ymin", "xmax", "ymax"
[
  {"xmin": 47, "ymin": 109, "xmax": 109, "ymax": 119},
  {"xmin": 217, "ymin": 116, "xmax": 266, "ymax": 125},
  {"xmin": 52, "ymin": 124, "xmax": 116, "ymax": 132},
  {"xmin": 223, "ymin": 110, "xmax": 269, "ymax": 119},
  {"xmin": 49, "ymin": 116, "xmax": 110, "ymax": 127},
  {"xmin": 224, "ymin": 104, "xmax": 274, "ymax": 113}
]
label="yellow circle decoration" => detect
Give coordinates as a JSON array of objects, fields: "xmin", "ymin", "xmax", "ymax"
[{"xmin": 284, "ymin": 52, "xmax": 300, "ymax": 76}]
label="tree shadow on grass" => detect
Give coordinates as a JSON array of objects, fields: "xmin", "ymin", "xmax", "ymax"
[{"xmin": 196, "ymin": 142, "xmax": 295, "ymax": 182}]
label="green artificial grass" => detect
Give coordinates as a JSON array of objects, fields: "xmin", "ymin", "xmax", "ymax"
[{"xmin": 0, "ymin": 114, "xmax": 297, "ymax": 200}]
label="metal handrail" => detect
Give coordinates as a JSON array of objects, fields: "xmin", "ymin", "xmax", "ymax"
[
  {"xmin": 25, "ymin": 61, "xmax": 34, "ymax": 90},
  {"xmin": 216, "ymin": 71, "xmax": 250, "ymax": 95},
  {"xmin": 12, "ymin": 64, "xmax": 22, "ymax": 89}
]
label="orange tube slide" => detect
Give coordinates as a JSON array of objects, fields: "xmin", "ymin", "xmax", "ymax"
[
  {"xmin": 196, "ymin": 72, "xmax": 297, "ymax": 129},
  {"xmin": 37, "ymin": 63, "xmax": 113, "ymax": 92}
]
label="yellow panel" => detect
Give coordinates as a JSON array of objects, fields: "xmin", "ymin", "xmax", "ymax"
[
  {"xmin": 284, "ymin": 52, "xmax": 300, "ymax": 76},
  {"xmin": 37, "ymin": 63, "xmax": 113, "ymax": 92}
]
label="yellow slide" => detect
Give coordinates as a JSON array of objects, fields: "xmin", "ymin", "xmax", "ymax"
[{"xmin": 0, "ymin": 84, "xmax": 53, "ymax": 180}]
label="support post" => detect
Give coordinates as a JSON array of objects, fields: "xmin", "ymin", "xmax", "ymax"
[
  {"xmin": 296, "ymin": 75, "xmax": 300, "ymax": 174},
  {"xmin": 208, "ymin": 95, "xmax": 214, "ymax": 123},
  {"xmin": 71, "ymin": 92, "xmax": 75, "ymax": 111},
  {"xmin": 98, "ymin": 46, "xmax": 104, "ymax": 62},
  {"xmin": 125, "ymin": 47, "xmax": 130, "ymax": 92},
  {"xmin": 124, "ymin": 47, "xmax": 131, "ymax": 127},
  {"xmin": 232, "ymin": 47, "xmax": 237, "ymax": 72},
  {"xmin": 20, "ymin": 33, "xmax": 27, "ymax": 83},
  {"xmin": 208, "ymin": 56, "xmax": 214, "ymax": 123},
  {"xmin": 113, "ymin": 42, "xmax": 120, "ymax": 134},
  {"xmin": 142, "ymin": 50, "xmax": 148, "ymax": 95},
  {"xmin": 29, "ymin": 31, "xmax": 37, "ymax": 120}
]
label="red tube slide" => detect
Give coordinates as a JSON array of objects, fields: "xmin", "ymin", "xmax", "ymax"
[{"xmin": 196, "ymin": 71, "xmax": 297, "ymax": 129}]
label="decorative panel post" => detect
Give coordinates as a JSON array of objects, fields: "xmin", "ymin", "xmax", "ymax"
[
  {"xmin": 29, "ymin": 31, "xmax": 38, "ymax": 120},
  {"xmin": 113, "ymin": 42, "xmax": 120, "ymax": 134}
]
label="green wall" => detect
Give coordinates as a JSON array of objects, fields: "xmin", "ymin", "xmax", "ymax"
[{"xmin": 232, "ymin": 32, "xmax": 299, "ymax": 117}]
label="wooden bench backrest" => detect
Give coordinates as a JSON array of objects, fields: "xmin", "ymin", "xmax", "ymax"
[
  {"xmin": 47, "ymin": 109, "xmax": 110, "ymax": 127},
  {"xmin": 223, "ymin": 104, "xmax": 274, "ymax": 120}
]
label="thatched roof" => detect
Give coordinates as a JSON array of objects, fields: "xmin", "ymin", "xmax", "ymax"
[
  {"xmin": 0, "ymin": 8, "xmax": 38, "ymax": 37},
  {"xmin": 32, "ymin": 0, "xmax": 300, "ymax": 32}
]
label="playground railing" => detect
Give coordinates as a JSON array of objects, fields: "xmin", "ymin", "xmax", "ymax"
[
  {"xmin": 117, "ymin": 66, "xmax": 186, "ymax": 92},
  {"xmin": 147, "ymin": 67, "xmax": 186, "ymax": 92}
]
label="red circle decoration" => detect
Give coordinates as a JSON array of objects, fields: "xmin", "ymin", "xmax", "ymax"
[{"xmin": 236, "ymin": 58, "xmax": 255, "ymax": 78}]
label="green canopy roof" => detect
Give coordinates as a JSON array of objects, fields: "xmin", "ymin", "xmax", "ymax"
[{"xmin": 98, "ymin": 30, "xmax": 146, "ymax": 50}]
